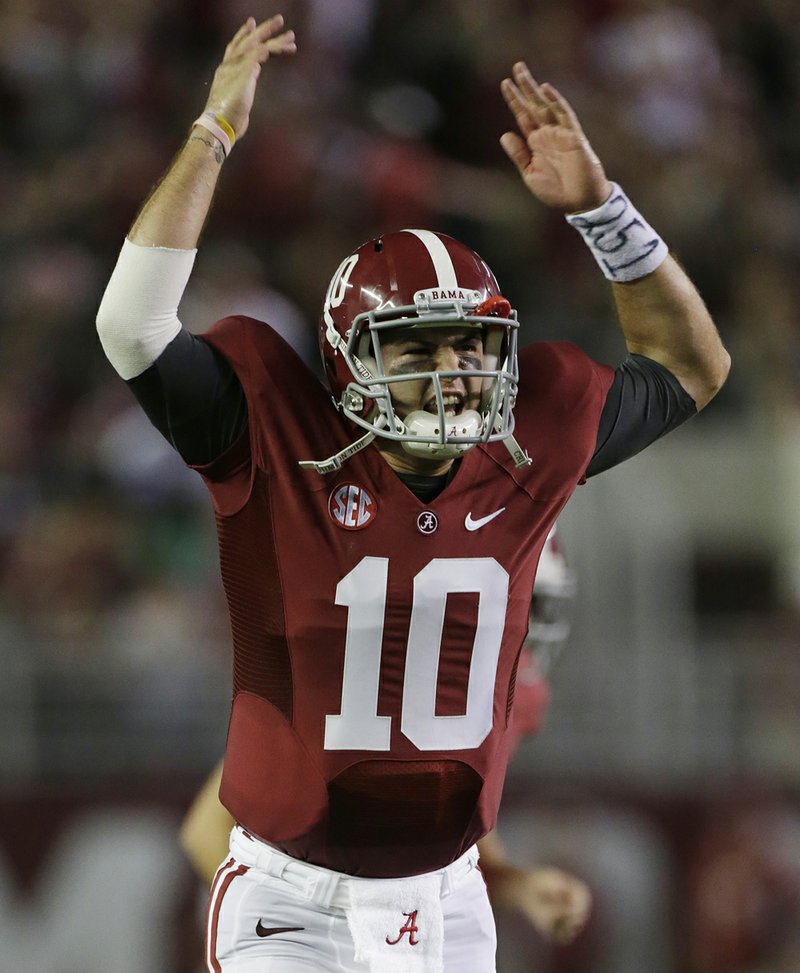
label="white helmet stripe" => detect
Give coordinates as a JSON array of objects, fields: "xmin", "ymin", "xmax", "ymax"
[{"xmin": 402, "ymin": 229, "xmax": 459, "ymax": 290}]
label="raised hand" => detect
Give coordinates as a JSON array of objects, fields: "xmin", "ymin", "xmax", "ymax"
[
  {"xmin": 500, "ymin": 62, "xmax": 611, "ymax": 214},
  {"xmin": 204, "ymin": 14, "xmax": 296, "ymax": 141}
]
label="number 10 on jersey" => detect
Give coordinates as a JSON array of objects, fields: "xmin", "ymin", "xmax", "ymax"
[{"xmin": 324, "ymin": 556, "xmax": 510, "ymax": 752}]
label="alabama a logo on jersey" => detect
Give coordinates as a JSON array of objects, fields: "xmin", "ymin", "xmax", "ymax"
[{"xmin": 328, "ymin": 483, "xmax": 377, "ymax": 530}]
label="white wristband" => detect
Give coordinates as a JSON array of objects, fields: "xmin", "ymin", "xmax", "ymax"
[
  {"xmin": 565, "ymin": 183, "xmax": 668, "ymax": 282},
  {"xmin": 96, "ymin": 238, "xmax": 197, "ymax": 379}
]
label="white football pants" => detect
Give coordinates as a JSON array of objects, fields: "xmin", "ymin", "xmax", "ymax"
[{"xmin": 206, "ymin": 826, "xmax": 497, "ymax": 972}]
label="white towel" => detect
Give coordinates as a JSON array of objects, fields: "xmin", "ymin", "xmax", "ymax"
[{"xmin": 345, "ymin": 871, "xmax": 444, "ymax": 973}]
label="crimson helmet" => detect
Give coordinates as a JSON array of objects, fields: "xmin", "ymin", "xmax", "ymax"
[
  {"xmin": 303, "ymin": 229, "xmax": 529, "ymax": 474},
  {"xmin": 511, "ymin": 525, "xmax": 575, "ymax": 739},
  {"xmin": 527, "ymin": 525, "xmax": 575, "ymax": 674}
]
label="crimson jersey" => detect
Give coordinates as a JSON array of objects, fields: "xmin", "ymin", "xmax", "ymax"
[{"xmin": 194, "ymin": 316, "xmax": 613, "ymax": 878}]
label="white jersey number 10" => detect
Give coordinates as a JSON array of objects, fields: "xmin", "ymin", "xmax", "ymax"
[{"xmin": 324, "ymin": 556, "xmax": 509, "ymax": 752}]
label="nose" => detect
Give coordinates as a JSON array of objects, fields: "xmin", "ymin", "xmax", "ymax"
[
  {"xmin": 436, "ymin": 348, "xmax": 466, "ymax": 392},
  {"xmin": 435, "ymin": 345, "xmax": 461, "ymax": 372}
]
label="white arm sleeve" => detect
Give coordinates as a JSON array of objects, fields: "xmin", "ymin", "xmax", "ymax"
[{"xmin": 96, "ymin": 238, "xmax": 197, "ymax": 380}]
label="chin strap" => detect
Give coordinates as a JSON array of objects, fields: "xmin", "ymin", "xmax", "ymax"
[
  {"xmin": 491, "ymin": 407, "xmax": 531, "ymax": 468},
  {"xmin": 502, "ymin": 433, "xmax": 532, "ymax": 468},
  {"xmin": 298, "ymin": 429, "xmax": 377, "ymax": 475}
]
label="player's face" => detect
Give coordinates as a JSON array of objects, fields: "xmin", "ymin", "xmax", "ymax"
[{"xmin": 379, "ymin": 327, "xmax": 485, "ymax": 421}]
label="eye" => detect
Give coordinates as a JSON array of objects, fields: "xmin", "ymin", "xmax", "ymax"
[
  {"xmin": 400, "ymin": 345, "xmax": 433, "ymax": 360},
  {"xmin": 456, "ymin": 338, "xmax": 482, "ymax": 354}
]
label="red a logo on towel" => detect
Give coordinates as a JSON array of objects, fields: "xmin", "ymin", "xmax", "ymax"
[{"xmin": 386, "ymin": 910, "xmax": 420, "ymax": 946}]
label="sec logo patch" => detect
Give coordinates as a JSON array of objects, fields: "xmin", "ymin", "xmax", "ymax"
[{"xmin": 328, "ymin": 483, "xmax": 377, "ymax": 530}]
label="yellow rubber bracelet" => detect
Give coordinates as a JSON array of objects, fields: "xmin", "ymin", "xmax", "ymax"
[
  {"xmin": 211, "ymin": 112, "xmax": 236, "ymax": 146},
  {"xmin": 192, "ymin": 111, "xmax": 237, "ymax": 157}
]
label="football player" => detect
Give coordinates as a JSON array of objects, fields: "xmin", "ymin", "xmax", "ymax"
[
  {"xmin": 95, "ymin": 13, "xmax": 729, "ymax": 973},
  {"xmin": 179, "ymin": 528, "xmax": 590, "ymax": 948}
]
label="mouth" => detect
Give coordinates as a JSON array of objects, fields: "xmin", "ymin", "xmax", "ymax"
[{"xmin": 425, "ymin": 393, "xmax": 464, "ymax": 417}]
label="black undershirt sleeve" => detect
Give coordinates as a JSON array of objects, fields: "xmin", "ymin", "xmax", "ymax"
[
  {"xmin": 126, "ymin": 335, "xmax": 695, "ymax": 485},
  {"xmin": 585, "ymin": 353, "xmax": 696, "ymax": 478},
  {"xmin": 127, "ymin": 329, "xmax": 247, "ymax": 467}
]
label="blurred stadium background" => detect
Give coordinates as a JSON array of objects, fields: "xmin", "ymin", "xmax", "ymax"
[{"xmin": 2, "ymin": 0, "xmax": 800, "ymax": 970}]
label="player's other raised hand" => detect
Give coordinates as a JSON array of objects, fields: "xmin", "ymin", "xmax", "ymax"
[
  {"xmin": 500, "ymin": 61, "xmax": 612, "ymax": 215},
  {"xmin": 491, "ymin": 862, "xmax": 593, "ymax": 944},
  {"xmin": 204, "ymin": 13, "xmax": 296, "ymax": 142}
]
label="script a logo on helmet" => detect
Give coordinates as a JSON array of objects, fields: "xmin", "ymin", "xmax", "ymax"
[{"xmin": 328, "ymin": 483, "xmax": 377, "ymax": 530}]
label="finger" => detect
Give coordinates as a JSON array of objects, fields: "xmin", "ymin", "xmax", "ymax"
[
  {"xmin": 540, "ymin": 82, "xmax": 583, "ymax": 132},
  {"xmin": 512, "ymin": 62, "xmax": 559, "ymax": 128},
  {"xmin": 500, "ymin": 131, "xmax": 531, "ymax": 173},
  {"xmin": 227, "ymin": 16, "xmax": 256, "ymax": 52},
  {"xmin": 505, "ymin": 73, "xmax": 554, "ymax": 131},
  {"xmin": 237, "ymin": 13, "xmax": 285, "ymax": 56},
  {"xmin": 253, "ymin": 29, "xmax": 296, "ymax": 64},
  {"xmin": 501, "ymin": 78, "xmax": 539, "ymax": 138},
  {"xmin": 233, "ymin": 17, "xmax": 256, "ymax": 40},
  {"xmin": 512, "ymin": 62, "xmax": 551, "ymax": 113},
  {"xmin": 254, "ymin": 13, "xmax": 286, "ymax": 41},
  {"xmin": 265, "ymin": 29, "xmax": 297, "ymax": 54}
]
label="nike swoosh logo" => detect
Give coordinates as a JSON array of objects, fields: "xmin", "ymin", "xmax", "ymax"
[
  {"xmin": 465, "ymin": 507, "xmax": 506, "ymax": 531},
  {"xmin": 255, "ymin": 921, "xmax": 305, "ymax": 938}
]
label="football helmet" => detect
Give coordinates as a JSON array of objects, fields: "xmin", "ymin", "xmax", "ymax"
[
  {"xmin": 527, "ymin": 525, "xmax": 576, "ymax": 674},
  {"xmin": 300, "ymin": 229, "xmax": 530, "ymax": 473},
  {"xmin": 510, "ymin": 525, "xmax": 575, "ymax": 739}
]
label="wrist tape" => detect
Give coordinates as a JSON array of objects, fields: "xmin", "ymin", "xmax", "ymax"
[{"xmin": 565, "ymin": 183, "xmax": 668, "ymax": 282}]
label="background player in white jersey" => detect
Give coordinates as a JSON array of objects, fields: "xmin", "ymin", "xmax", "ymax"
[
  {"xmin": 95, "ymin": 12, "xmax": 729, "ymax": 973},
  {"xmin": 179, "ymin": 528, "xmax": 590, "ymax": 948}
]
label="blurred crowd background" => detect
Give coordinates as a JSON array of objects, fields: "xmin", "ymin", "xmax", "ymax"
[{"xmin": 2, "ymin": 0, "xmax": 800, "ymax": 971}]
